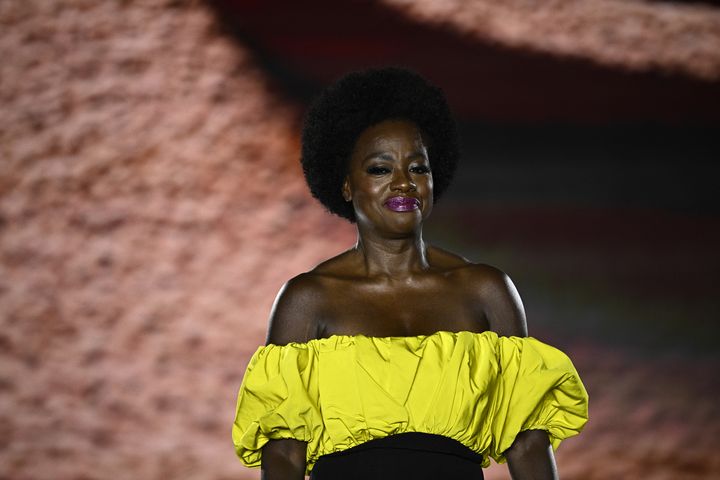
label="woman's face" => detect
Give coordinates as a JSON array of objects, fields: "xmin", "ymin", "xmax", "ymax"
[{"xmin": 342, "ymin": 119, "xmax": 434, "ymax": 233}]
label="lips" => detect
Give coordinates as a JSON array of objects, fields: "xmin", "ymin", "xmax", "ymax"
[{"xmin": 384, "ymin": 196, "xmax": 420, "ymax": 212}]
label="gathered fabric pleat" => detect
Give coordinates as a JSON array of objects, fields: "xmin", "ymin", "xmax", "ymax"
[{"xmin": 232, "ymin": 330, "xmax": 589, "ymax": 476}]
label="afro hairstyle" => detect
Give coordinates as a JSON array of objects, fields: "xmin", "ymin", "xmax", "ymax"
[{"xmin": 300, "ymin": 66, "xmax": 460, "ymax": 223}]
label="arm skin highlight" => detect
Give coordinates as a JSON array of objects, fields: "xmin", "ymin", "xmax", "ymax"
[
  {"xmin": 259, "ymin": 274, "xmax": 321, "ymax": 480},
  {"xmin": 261, "ymin": 438, "xmax": 307, "ymax": 480},
  {"xmin": 505, "ymin": 430, "xmax": 558, "ymax": 480},
  {"xmin": 474, "ymin": 265, "xmax": 559, "ymax": 479}
]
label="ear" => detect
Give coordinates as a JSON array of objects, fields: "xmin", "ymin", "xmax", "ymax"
[{"xmin": 341, "ymin": 176, "xmax": 352, "ymax": 202}]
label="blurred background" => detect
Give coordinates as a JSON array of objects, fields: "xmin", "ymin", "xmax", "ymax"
[{"xmin": 1, "ymin": 0, "xmax": 719, "ymax": 479}]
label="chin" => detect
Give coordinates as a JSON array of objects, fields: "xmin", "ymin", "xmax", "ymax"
[{"xmin": 383, "ymin": 211, "xmax": 426, "ymax": 230}]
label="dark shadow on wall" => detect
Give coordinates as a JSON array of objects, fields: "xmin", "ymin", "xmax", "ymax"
[{"xmin": 206, "ymin": 0, "xmax": 720, "ymax": 123}]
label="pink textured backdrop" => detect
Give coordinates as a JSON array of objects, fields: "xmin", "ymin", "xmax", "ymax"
[
  {"xmin": 382, "ymin": 0, "xmax": 720, "ymax": 79},
  {"xmin": 1, "ymin": 1, "xmax": 719, "ymax": 479},
  {"xmin": 1, "ymin": 1, "xmax": 354, "ymax": 478}
]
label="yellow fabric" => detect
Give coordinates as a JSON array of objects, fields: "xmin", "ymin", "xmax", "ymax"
[{"xmin": 232, "ymin": 330, "xmax": 589, "ymax": 474}]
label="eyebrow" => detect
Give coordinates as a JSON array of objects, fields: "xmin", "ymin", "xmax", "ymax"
[{"xmin": 362, "ymin": 151, "xmax": 428, "ymax": 163}]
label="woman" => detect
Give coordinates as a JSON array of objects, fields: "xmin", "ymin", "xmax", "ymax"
[{"xmin": 232, "ymin": 67, "xmax": 589, "ymax": 480}]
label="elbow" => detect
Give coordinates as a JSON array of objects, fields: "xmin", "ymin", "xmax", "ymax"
[
  {"xmin": 506, "ymin": 429, "xmax": 549, "ymax": 458},
  {"xmin": 261, "ymin": 439, "xmax": 308, "ymax": 480},
  {"xmin": 505, "ymin": 430, "xmax": 558, "ymax": 480}
]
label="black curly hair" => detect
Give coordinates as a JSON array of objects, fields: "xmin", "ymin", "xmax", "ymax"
[{"xmin": 300, "ymin": 66, "xmax": 460, "ymax": 223}]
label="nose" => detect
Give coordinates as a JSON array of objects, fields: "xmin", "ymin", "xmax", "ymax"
[{"xmin": 390, "ymin": 169, "xmax": 416, "ymax": 192}]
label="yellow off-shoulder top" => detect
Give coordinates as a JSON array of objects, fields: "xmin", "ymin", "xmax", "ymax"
[{"xmin": 232, "ymin": 330, "xmax": 589, "ymax": 475}]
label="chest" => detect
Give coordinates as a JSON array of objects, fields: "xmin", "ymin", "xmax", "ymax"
[{"xmin": 317, "ymin": 278, "xmax": 488, "ymax": 338}]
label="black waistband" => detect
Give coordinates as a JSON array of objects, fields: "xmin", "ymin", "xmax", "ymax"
[{"xmin": 321, "ymin": 432, "xmax": 485, "ymax": 464}]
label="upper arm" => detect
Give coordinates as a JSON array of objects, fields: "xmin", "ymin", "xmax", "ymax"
[
  {"xmin": 475, "ymin": 268, "xmax": 555, "ymax": 476},
  {"xmin": 261, "ymin": 438, "xmax": 308, "ymax": 480},
  {"xmin": 266, "ymin": 272, "xmax": 322, "ymax": 346},
  {"xmin": 261, "ymin": 274, "xmax": 320, "ymax": 478},
  {"xmin": 472, "ymin": 264, "xmax": 528, "ymax": 337},
  {"xmin": 472, "ymin": 267, "xmax": 556, "ymax": 477},
  {"xmin": 505, "ymin": 430, "xmax": 558, "ymax": 480}
]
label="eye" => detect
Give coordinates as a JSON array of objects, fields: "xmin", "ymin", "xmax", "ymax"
[
  {"xmin": 411, "ymin": 165, "xmax": 430, "ymax": 174},
  {"xmin": 366, "ymin": 166, "xmax": 390, "ymax": 175}
]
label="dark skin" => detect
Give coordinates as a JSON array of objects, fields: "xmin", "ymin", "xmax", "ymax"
[{"xmin": 260, "ymin": 119, "xmax": 558, "ymax": 480}]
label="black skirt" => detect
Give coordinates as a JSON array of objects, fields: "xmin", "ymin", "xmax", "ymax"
[{"xmin": 309, "ymin": 432, "xmax": 485, "ymax": 480}]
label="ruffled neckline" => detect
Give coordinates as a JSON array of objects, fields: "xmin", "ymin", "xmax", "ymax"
[
  {"xmin": 234, "ymin": 326, "xmax": 589, "ymax": 473},
  {"xmin": 267, "ymin": 329, "xmax": 530, "ymax": 348}
]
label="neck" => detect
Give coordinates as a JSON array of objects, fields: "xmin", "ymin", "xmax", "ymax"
[{"xmin": 352, "ymin": 225, "xmax": 429, "ymax": 279}]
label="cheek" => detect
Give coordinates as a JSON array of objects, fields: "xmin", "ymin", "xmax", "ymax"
[
  {"xmin": 420, "ymin": 176, "xmax": 434, "ymax": 209},
  {"xmin": 351, "ymin": 180, "xmax": 385, "ymax": 209},
  {"xmin": 356, "ymin": 177, "xmax": 387, "ymax": 196},
  {"xmin": 419, "ymin": 175, "xmax": 433, "ymax": 193}
]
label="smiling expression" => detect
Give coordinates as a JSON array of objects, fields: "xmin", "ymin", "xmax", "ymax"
[{"xmin": 342, "ymin": 119, "xmax": 434, "ymax": 232}]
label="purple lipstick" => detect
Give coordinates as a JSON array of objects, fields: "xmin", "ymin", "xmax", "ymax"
[{"xmin": 384, "ymin": 196, "xmax": 420, "ymax": 212}]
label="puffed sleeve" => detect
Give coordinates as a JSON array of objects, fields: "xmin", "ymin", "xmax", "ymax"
[
  {"xmin": 231, "ymin": 343, "xmax": 322, "ymax": 468},
  {"xmin": 487, "ymin": 336, "xmax": 589, "ymax": 464}
]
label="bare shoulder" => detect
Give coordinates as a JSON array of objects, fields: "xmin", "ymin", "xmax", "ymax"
[
  {"xmin": 265, "ymin": 271, "xmax": 327, "ymax": 346},
  {"xmin": 265, "ymin": 248, "xmax": 358, "ymax": 346},
  {"xmin": 426, "ymin": 244, "xmax": 506, "ymax": 283},
  {"xmin": 460, "ymin": 261, "xmax": 514, "ymax": 291},
  {"xmin": 308, "ymin": 247, "xmax": 359, "ymax": 279},
  {"xmin": 446, "ymin": 255, "xmax": 529, "ymax": 337}
]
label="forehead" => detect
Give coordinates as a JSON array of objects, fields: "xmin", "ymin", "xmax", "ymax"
[{"xmin": 352, "ymin": 119, "xmax": 426, "ymax": 154}]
